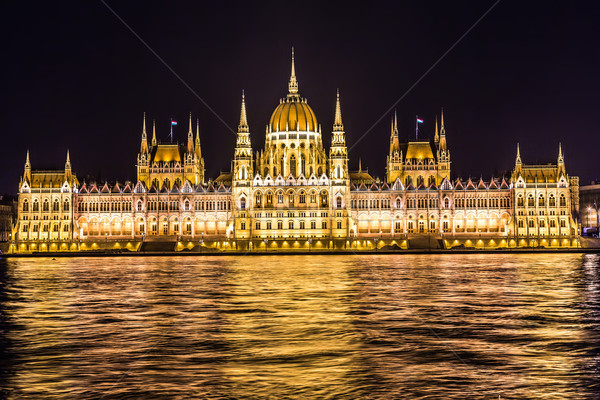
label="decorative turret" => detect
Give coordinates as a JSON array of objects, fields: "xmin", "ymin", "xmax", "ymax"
[
  {"xmin": 386, "ymin": 110, "xmax": 402, "ymax": 183},
  {"xmin": 329, "ymin": 89, "xmax": 348, "ymax": 181},
  {"xmin": 434, "ymin": 116, "xmax": 439, "ymax": 144},
  {"xmin": 140, "ymin": 113, "xmax": 149, "ymax": 154},
  {"xmin": 233, "ymin": 91, "xmax": 253, "ymax": 183}
]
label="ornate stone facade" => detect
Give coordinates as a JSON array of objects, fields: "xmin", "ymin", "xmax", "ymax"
[{"xmin": 11, "ymin": 50, "xmax": 580, "ymax": 252}]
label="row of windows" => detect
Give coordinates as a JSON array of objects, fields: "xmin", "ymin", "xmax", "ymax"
[
  {"xmin": 253, "ymin": 192, "xmax": 329, "ymax": 208},
  {"xmin": 241, "ymin": 220, "xmax": 337, "ymax": 230},
  {"xmin": 22, "ymin": 199, "xmax": 70, "ymax": 212},
  {"xmin": 21, "ymin": 223, "xmax": 70, "ymax": 232},
  {"xmin": 79, "ymin": 202, "xmax": 132, "ymax": 212},
  {"xmin": 517, "ymin": 219, "xmax": 567, "ymax": 228},
  {"xmin": 517, "ymin": 194, "xmax": 566, "ymax": 207}
]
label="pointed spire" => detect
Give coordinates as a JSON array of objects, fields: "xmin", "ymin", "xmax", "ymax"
[
  {"xmin": 288, "ymin": 47, "xmax": 298, "ymax": 95},
  {"xmin": 238, "ymin": 90, "xmax": 249, "ymax": 133},
  {"xmin": 434, "ymin": 116, "xmax": 439, "ymax": 142},
  {"xmin": 441, "ymin": 108, "xmax": 445, "ymax": 130},
  {"xmin": 334, "ymin": 89, "xmax": 342, "ymax": 125},
  {"xmin": 187, "ymin": 113, "xmax": 194, "ymax": 153},
  {"xmin": 195, "ymin": 119, "xmax": 200, "ymax": 146},
  {"xmin": 140, "ymin": 113, "xmax": 149, "ymax": 153},
  {"xmin": 358, "ymin": 158, "xmax": 362, "ymax": 172},
  {"xmin": 24, "ymin": 150, "xmax": 31, "ymax": 183},
  {"xmin": 516, "ymin": 143, "xmax": 522, "ymax": 165},
  {"xmin": 558, "ymin": 142, "xmax": 564, "ymax": 164},
  {"xmin": 66, "ymin": 150, "xmax": 71, "ymax": 167},
  {"xmin": 142, "ymin": 112, "xmax": 147, "ymax": 137},
  {"xmin": 333, "ymin": 89, "xmax": 344, "ymax": 132},
  {"xmin": 394, "ymin": 110, "xmax": 398, "ymax": 134},
  {"xmin": 152, "ymin": 120, "xmax": 157, "ymax": 146}
]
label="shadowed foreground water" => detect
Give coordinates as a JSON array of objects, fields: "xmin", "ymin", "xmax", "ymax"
[{"xmin": 0, "ymin": 254, "xmax": 599, "ymax": 399}]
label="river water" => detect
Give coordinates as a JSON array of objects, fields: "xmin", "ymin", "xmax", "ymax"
[{"xmin": 0, "ymin": 254, "xmax": 599, "ymax": 399}]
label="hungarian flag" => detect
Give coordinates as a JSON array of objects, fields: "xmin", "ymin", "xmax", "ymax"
[
  {"xmin": 171, "ymin": 119, "xmax": 178, "ymax": 126},
  {"xmin": 416, "ymin": 118, "xmax": 424, "ymax": 124}
]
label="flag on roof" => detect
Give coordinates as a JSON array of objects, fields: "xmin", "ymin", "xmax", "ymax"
[
  {"xmin": 416, "ymin": 118, "xmax": 424, "ymax": 124},
  {"xmin": 171, "ymin": 120, "xmax": 178, "ymax": 126}
]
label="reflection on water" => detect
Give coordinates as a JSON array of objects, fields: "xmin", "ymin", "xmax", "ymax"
[{"xmin": 0, "ymin": 254, "xmax": 599, "ymax": 398}]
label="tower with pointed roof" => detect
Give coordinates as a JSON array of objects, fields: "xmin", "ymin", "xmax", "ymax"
[{"xmin": 386, "ymin": 111, "xmax": 403, "ymax": 183}]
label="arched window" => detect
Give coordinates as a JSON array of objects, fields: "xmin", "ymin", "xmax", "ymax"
[
  {"xmin": 417, "ymin": 176, "xmax": 424, "ymax": 186},
  {"xmin": 549, "ymin": 195, "xmax": 556, "ymax": 207},
  {"xmin": 43, "ymin": 199, "xmax": 49, "ymax": 212},
  {"xmin": 320, "ymin": 191, "xmax": 328, "ymax": 207},
  {"xmin": 336, "ymin": 197, "xmax": 342, "ymax": 208},
  {"xmin": 288, "ymin": 220, "xmax": 294, "ymax": 229},
  {"xmin": 53, "ymin": 199, "xmax": 59, "ymax": 212},
  {"xmin": 396, "ymin": 198, "xmax": 402, "ymax": 208},
  {"xmin": 255, "ymin": 193, "xmax": 262, "ymax": 207},
  {"xmin": 164, "ymin": 178, "xmax": 170, "ymax": 189},
  {"xmin": 63, "ymin": 200, "xmax": 70, "ymax": 211},
  {"xmin": 405, "ymin": 176, "xmax": 412, "ymax": 187},
  {"xmin": 318, "ymin": 166, "xmax": 323, "ymax": 176},
  {"xmin": 174, "ymin": 178, "xmax": 182, "ymax": 188},
  {"xmin": 517, "ymin": 195, "xmax": 524, "ymax": 207},
  {"xmin": 184, "ymin": 200, "xmax": 190, "ymax": 211},
  {"xmin": 538, "ymin": 195, "xmax": 545, "ymax": 207},
  {"xmin": 559, "ymin": 194, "xmax": 566, "ymax": 207},
  {"xmin": 444, "ymin": 197, "xmax": 450, "ymax": 208},
  {"xmin": 528, "ymin": 194, "xmax": 534, "ymax": 207},
  {"xmin": 33, "ymin": 199, "xmax": 39, "ymax": 212},
  {"xmin": 152, "ymin": 178, "xmax": 159, "ymax": 188},
  {"xmin": 428, "ymin": 176, "xmax": 435, "ymax": 186},
  {"xmin": 240, "ymin": 197, "xmax": 246, "ymax": 210},
  {"xmin": 299, "ymin": 191, "xmax": 306, "ymax": 204},
  {"xmin": 335, "ymin": 165, "xmax": 342, "ymax": 179},
  {"xmin": 264, "ymin": 167, "xmax": 269, "ymax": 177},
  {"xmin": 23, "ymin": 200, "xmax": 29, "ymax": 212},
  {"xmin": 137, "ymin": 200, "xmax": 143, "ymax": 211},
  {"xmin": 290, "ymin": 155, "xmax": 297, "ymax": 176}
]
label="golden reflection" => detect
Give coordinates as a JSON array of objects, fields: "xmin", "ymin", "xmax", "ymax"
[{"xmin": 0, "ymin": 255, "xmax": 598, "ymax": 399}]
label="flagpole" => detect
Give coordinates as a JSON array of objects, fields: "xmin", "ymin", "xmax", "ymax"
[
  {"xmin": 415, "ymin": 115, "xmax": 418, "ymax": 141},
  {"xmin": 170, "ymin": 118, "xmax": 173, "ymax": 143}
]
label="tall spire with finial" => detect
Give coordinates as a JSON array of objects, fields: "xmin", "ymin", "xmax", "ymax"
[
  {"xmin": 333, "ymin": 88, "xmax": 343, "ymax": 130},
  {"xmin": 434, "ymin": 116, "xmax": 439, "ymax": 143},
  {"xmin": 187, "ymin": 112, "xmax": 194, "ymax": 153},
  {"xmin": 558, "ymin": 142, "xmax": 564, "ymax": 164},
  {"xmin": 195, "ymin": 119, "xmax": 201, "ymax": 156},
  {"xmin": 239, "ymin": 90, "xmax": 249, "ymax": 132},
  {"xmin": 516, "ymin": 143, "xmax": 522, "ymax": 165},
  {"xmin": 23, "ymin": 150, "xmax": 31, "ymax": 184},
  {"xmin": 358, "ymin": 158, "xmax": 362, "ymax": 172},
  {"xmin": 288, "ymin": 47, "xmax": 298, "ymax": 95},
  {"xmin": 140, "ymin": 112, "xmax": 149, "ymax": 154},
  {"xmin": 65, "ymin": 150, "xmax": 72, "ymax": 180},
  {"xmin": 152, "ymin": 120, "xmax": 157, "ymax": 146}
]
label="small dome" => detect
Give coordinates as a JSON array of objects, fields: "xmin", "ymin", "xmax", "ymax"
[{"xmin": 269, "ymin": 96, "xmax": 318, "ymax": 132}]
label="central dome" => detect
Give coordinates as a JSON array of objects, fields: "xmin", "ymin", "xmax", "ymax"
[{"xmin": 269, "ymin": 97, "xmax": 318, "ymax": 132}]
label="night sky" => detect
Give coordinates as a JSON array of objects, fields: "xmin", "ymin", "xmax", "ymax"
[{"xmin": 2, "ymin": 1, "xmax": 599, "ymax": 194}]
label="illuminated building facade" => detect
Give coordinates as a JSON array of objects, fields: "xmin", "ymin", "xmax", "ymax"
[{"xmin": 11, "ymin": 50, "xmax": 581, "ymax": 252}]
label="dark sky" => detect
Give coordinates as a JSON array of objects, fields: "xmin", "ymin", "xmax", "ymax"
[{"xmin": 1, "ymin": 1, "xmax": 599, "ymax": 194}]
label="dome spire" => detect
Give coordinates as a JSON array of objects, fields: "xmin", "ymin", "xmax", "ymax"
[{"xmin": 288, "ymin": 47, "xmax": 298, "ymax": 95}]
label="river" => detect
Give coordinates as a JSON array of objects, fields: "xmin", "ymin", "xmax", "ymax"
[{"xmin": 0, "ymin": 254, "xmax": 598, "ymax": 399}]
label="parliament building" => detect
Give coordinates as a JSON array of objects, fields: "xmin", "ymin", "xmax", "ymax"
[{"xmin": 10, "ymin": 50, "xmax": 581, "ymax": 253}]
